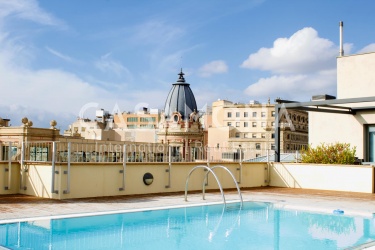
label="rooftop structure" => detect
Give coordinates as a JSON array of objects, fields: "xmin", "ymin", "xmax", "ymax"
[
  {"xmin": 163, "ymin": 69, "xmax": 198, "ymax": 120},
  {"xmin": 158, "ymin": 70, "xmax": 204, "ymax": 162}
]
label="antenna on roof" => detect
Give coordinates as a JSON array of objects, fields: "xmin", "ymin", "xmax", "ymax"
[
  {"xmin": 339, "ymin": 21, "xmax": 344, "ymax": 57},
  {"xmin": 179, "ymin": 55, "xmax": 183, "ymax": 71}
]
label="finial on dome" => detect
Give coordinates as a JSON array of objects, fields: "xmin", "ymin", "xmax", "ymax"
[{"xmin": 177, "ymin": 68, "xmax": 185, "ymax": 83}]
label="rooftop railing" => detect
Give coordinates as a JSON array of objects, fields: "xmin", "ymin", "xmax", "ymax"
[{"xmin": 0, "ymin": 141, "xmax": 301, "ymax": 164}]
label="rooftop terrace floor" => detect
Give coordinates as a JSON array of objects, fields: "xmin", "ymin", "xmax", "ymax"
[{"xmin": 2, "ymin": 187, "xmax": 375, "ymax": 222}]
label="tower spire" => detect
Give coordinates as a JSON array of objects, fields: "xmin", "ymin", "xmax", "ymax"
[{"xmin": 177, "ymin": 68, "xmax": 185, "ymax": 82}]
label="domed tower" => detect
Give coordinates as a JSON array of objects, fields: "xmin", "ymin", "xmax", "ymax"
[
  {"xmin": 163, "ymin": 70, "xmax": 198, "ymax": 121},
  {"xmin": 158, "ymin": 69, "xmax": 204, "ymax": 162}
]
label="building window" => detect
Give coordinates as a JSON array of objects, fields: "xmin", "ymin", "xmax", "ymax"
[
  {"xmin": 244, "ymin": 122, "xmax": 248, "ymax": 127},
  {"xmin": 244, "ymin": 112, "xmax": 248, "ymax": 117},
  {"xmin": 271, "ymin": 111, "xmax": 276, "ymax": 117},
  {"xmin": 236, "ymin": 122, "xmax": 240, "ymax": 127},
  {"xmin": 244, "ymin": 133, "xmax": 248, "ymax": 138},
  {"xmin": 255, "ymin": 143, "xmax": 261, "ymax": 150},
  {"xmin": 222, "ymin": 152, "xmax": 239, "ymax": 160},
  {"xmin": 227, "ymin": 122, "xmax": 232, "ymax": 126},
  {"xmin": 261, "ymin": 122, "xmax": 266, "ymax": 127},
  {"xmin": 368, "ymin": 125, "xmax": 375, "ymax": 161},
  {"xmin": 271, "ymin": 122, "xmax": 275, "ymax": 127},
  {"xmin": 236, "ymin": 112, "xmax": 240, "ymax": 117},
  {"xmin": 81, "ymin": 127, "xmax": 86, "ymax": 132},
  {"xmin": 252, "ymin": 112, "xmax": 257, "ymax": 117},
  {"xmin": 140, "ymin": 117, "xmax": 156, "ymax": 122},
  {"xmin": 2, "ymin": 146, "xmax": 17, "ymax": 161},
  {"xmin": 256, "ymin": 154, "xmax": 261, "ymax": 157},
  {"xmin": 235, "ymin": 133, "xmax": 240, "ymax": 138},
  {"xmin": 127, "ymin": 117, "xmax": 138, "ymax": 122},
  {"xmin": 252, "ymin": 133, "xmax": 257, "ymax": 138},
  {"xmin": 227, "ymin": 112, "xmax": 232, "ymax": 118},
  {"xmin": 30, "ymin": 147, "xmax": 49, "ymax": 161},
  {"xmin": 271, "ymin": 133, "xmax": 275, "ymax": 139},
  {"xmin": 261, "ymin": 112, "xmax": 266, "ymax": 118},
  {"xmin": 271, "ymin": 144, "xmax": 275, "ymax": 150},
  {"xmin": 252, "ymin": 122, "xmax": 257, "ymax": 127},
  {"xmin": 261, "ymin": 134, "xmax": 266, "ymax": 139},
  {"xmin": 127, "ymin": 125, "xmax": 137, "ymax": 128},
  {"xmin": 140, "ymin": 124, "xmax": 155, "ymax": 128}
]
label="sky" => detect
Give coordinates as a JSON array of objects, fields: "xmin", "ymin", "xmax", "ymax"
[{"xmin": 1, "ymin": 0, "xmax": 375, "ymax": 130}]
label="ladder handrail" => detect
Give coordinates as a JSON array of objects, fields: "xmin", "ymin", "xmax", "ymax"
[
  {"xmin": 203, "ymin": 165, "xmax": 243, "ymax": 206},
  {"xmin": 184, "ymin": 165, "xmax": 226, "ymax": 205}
]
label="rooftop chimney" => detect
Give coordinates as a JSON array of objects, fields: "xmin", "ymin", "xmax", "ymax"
[{"xmin": 339, "ymin": 21, "xmax": 344, "ymax": 57}]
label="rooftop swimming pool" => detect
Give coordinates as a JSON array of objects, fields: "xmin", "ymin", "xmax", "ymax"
[{"xmin": 0, "ymin": 201, "xmax": 374, "ymax": 249}]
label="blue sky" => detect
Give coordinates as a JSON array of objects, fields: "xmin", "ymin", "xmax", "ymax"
[{"xmin": 1, "ymin": 0, "xmax": 375, "ymax": 130}]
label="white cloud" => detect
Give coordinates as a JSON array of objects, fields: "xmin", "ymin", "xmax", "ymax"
[
  {"xmin": 241, "ymin": 27, "xmax": 338, "ymax": 74},
  {"xmin": 242, "ymin": 27, "xmax": 342, "ymax": 102},
  {"xmin": 198, "ymin": 60, "xmax": 228, "ymax": 77},
  {"xmin": 0, "ymin": 62, "xmax": 113, "ymax": 122},
  {"xmin": 95, "ymin": 53, "xmax": 133, "ymax": 79},
  {"xmin": 0, "ymin": 0, "xmax": 65, "ymax": 27},
  {"xmin": 245, "ymin": 70, "xmax": 337, "ymax": 101},
  {"xmin": 0, "ymin": 26, "xmax": 119, "ymax": 129},
  {"xmin": 131, "ymin": 20, "xmax": 185, "ymax": 46},
  {"xmin": 46, "ymin": 47, "xmax": 77, "ymax": 63},
  {"xmin": 357, "ymin": 43, "xmax": 375, "ymax": 54},
  {"xmin": 0, "ymin": 3, "xmax": 142, "ymax": 130}
]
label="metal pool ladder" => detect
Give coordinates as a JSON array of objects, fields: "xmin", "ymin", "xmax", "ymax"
[{"xmin": 184, "ymin": 165, "xmax": 243, "ymax": 207}]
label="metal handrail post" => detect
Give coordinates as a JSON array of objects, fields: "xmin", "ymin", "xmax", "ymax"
[
  {"xmin": 119, "ymin": 144, "xmax": 126, "ymax": 191},
  {"xmin": 20, "ymin": 142, "xmax": 25, "ymax": 190},
  {"xmin": 51, "ymin": 142, "xmax": 57, "ymax": 194},
  {"xmin": 166, "ymin": 145, "xmax": 171, "ymax": 188},
  {"xmin": 295, "ymin": 150, "xmax": 299, "ymax": 163},
  {"xmin": 207, "ymin": 146, "xmax": 210, "ymax": 165},
  {"xmin": 185, "ymin": 165, "xmax": 226, "ymax": 206},
  {"xmin": 208, "ymin": 165, "xmax": 243, "ymax": 206},
  {"xmin": 63, "ymin": 142, "xmax": 71, "ymax": 194},
  {"xmin": 7, "ymin": 142, "xmax": 12, "ymax": 190},
  {"xmin": 238, "ymin": 147, "xmax": 242, "ymax": 184}
]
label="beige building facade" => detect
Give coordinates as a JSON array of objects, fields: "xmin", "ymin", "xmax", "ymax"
[
  {"xmin": 309, "ymin": 52, "xmax": 375, "ymax": 162},
  {"xmin": 208, "ymin": 99, "xmax": 308, "ymax": 161},
  {"xmin": 64, "ymin": 108, "xmax": 160, "ymax": 143}
]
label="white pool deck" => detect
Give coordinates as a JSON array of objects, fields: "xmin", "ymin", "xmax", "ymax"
[{"xmin": 2, "ymin": 187, "xmax": 375, "ymax": 222}]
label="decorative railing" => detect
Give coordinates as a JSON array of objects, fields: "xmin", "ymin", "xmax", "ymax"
[{"xmin": 0, "ymin": 141, "xmax": 300, "ymax": 163}]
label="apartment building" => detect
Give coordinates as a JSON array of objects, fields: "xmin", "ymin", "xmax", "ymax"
[
  {"xmin": 207, "ymin": 99, "xmax": 308, "ymax": 161},
  {"xmin": 64, "ymin": 108, "xmax": 161, "ymax": 143}
]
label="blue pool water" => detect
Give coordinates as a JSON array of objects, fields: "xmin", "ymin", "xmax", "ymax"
[{"xmin": 1, "ymin": 201, "xmax": 375, "ymax": 250}]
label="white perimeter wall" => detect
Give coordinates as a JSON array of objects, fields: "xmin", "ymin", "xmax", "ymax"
[
  {"xmin": 1, "ymin": 162, "xmax": 374, "ymax": 198},
  {"xmin": 270, "ymin": 163, "xmax": 374, "ymax": 193}
]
